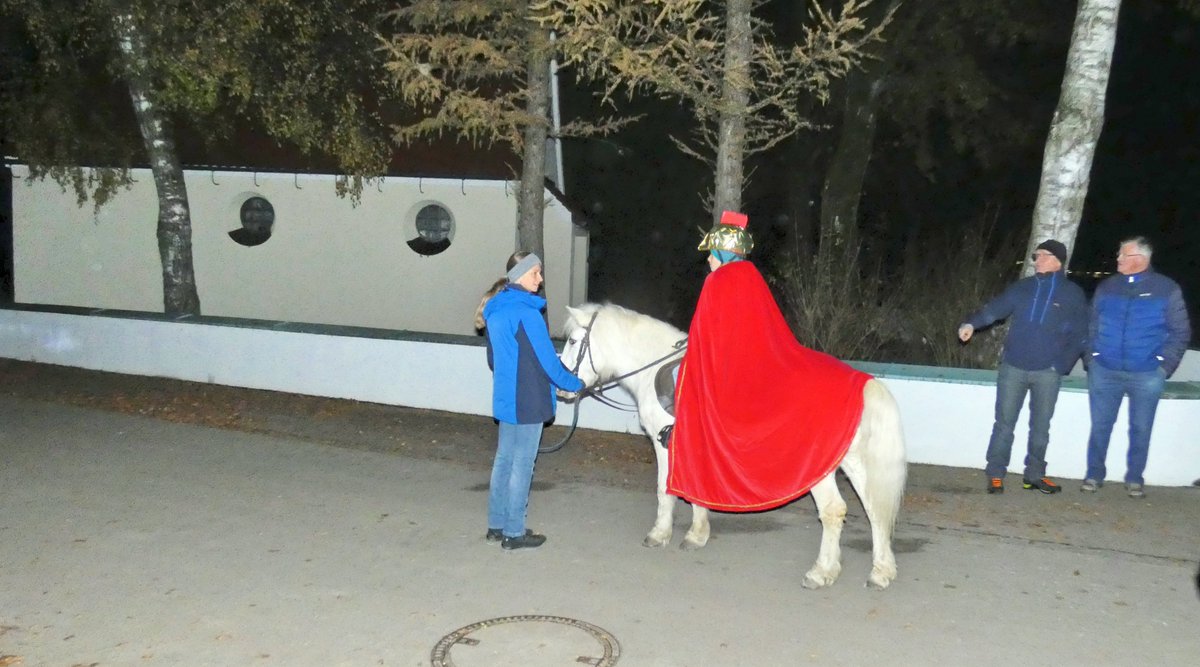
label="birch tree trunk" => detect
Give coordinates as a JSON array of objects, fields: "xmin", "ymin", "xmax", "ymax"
[
  {"xmin": 516, "ymin": 23, "xmax": 552, "ymax": 261},
  {"xmin": 711, "ymin": 0, "xmax": 752, "ymax": 223},
  {"xmin": 113, "ymin": 11, "xmax": 201, "ymax": 315},
  {"xmin": 1023, "ymin": 0, "xmax": 1121, "ymax": 276}
]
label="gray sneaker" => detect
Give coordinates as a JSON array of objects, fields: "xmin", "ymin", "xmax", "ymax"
[
  {"xmin": 1080, "ymin": 478, "xmax": 1101, "ymax": 492},
  {"xmin": 1126, "ymin": 483, "xmax": 1146, "ymax": 499}
]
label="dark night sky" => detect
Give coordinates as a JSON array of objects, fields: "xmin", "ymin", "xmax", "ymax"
[
  {"xmin": 1079, "ymin": 3, "xmax": 1200, "ymax": 301},
  {"xmin": 567, "ymin": 2, "xmax": 1199, "ymax": 342}
]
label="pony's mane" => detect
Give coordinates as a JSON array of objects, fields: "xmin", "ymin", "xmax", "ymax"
[{"xmin": 566, "ymin": 302, "xmax": 684, "ymax": 350}]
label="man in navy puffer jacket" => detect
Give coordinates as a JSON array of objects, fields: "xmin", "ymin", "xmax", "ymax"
[
  {"xmin": 959, "ymin": 239, "xmax": 1088, "ymax": 495},
  {"xmin": 1082, "ymin": 236, "xmax": 1191, "ymax": 498}
]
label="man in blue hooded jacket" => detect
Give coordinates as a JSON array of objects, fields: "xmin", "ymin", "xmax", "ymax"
[
  {"xmin": 959, "ymin": 239, "xmax": 1088, "ymax": 495},
  {"xmin": 1081, "ymin": 236, "xmax": 1191, "ymax": 498}
]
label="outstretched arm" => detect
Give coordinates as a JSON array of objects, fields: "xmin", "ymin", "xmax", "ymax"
[{"xmin": 959, "ymin": 283, "xmax": 1019, "ymax": 343}]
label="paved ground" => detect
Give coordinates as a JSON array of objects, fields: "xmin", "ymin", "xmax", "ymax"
[{"xmin": 2, "ymin": 360, "xmax": 1199, "ymax": 666}]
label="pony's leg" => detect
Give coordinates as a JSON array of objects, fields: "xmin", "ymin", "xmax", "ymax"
[
  {"xmin": 803, "ymin": 473, "xmax": 846, "ymax": 589},
  {"xmin": 842, "ymin": 380, "xmax": 907, "ymax": 589},
  {"xmin": 681, "ymin": 504, "xmax": 710, "ymax": 550},
  {"xmin": 839, "ymin": 448, "xmax": 898, "ymax": 589},
  {"xmin": 643, "ymin": 439, "xmax": 675, "ymax": 548}
]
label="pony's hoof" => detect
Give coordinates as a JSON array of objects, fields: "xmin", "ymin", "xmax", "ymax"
[
  {"xmin": 802, "ymin": 568, "xmax": 840, "ymax": 589},
  {"xmin": 866, "ymin": 567, "xmax": 896, "ymax": 590},
  {"xmin": 642, "ymin": 534, "xmax": 670, "ymax": 548},
  {"xmin": 679, "ymin": 537, "xmax": 707, "ymax": 551}
]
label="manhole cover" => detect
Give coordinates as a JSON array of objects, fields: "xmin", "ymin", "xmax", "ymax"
[{"xmin": 431, "ymin": 615, "xmax": 620, "ymax": 666}]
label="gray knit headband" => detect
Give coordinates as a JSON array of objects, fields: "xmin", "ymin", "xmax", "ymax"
[{"xmin": 506, "ymin": 253, "xmax": 541, "ymax": 283}]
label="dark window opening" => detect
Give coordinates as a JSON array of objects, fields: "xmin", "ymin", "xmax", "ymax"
[
  {"xmin": 407, "ymin": 204, "xmax": 454, "ymax": 256},
  {"xmin": 229, "ymin": 196, "xmax": 275, "ymax": 247}
]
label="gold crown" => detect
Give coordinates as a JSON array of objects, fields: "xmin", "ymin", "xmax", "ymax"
[{"xmin": 698, "ymin": 224, "xmax": 754, "ymax": 255}]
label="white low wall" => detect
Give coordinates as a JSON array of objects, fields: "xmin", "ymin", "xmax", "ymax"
[{"xmin": 2, "ymin": 308, "xmax": 1197, "ymax": 487}]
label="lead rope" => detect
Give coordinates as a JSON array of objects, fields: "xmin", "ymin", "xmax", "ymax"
[
  {"xmin": 539, "ymin": 312, "xmax": 599, "ymax": 454},
  {"xmin": 538, "ymin": 390, "xmax": 586, "ymax": 454}
]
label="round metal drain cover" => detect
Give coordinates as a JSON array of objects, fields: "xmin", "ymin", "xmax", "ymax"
[{"xmin": 431, "ymin": 615, "xmax": 620, "ymax": 666}]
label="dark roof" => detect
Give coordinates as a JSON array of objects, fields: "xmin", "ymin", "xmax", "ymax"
[{"xmin": 172, "ymin": 120, "xmax": 520, "ymax": 181}]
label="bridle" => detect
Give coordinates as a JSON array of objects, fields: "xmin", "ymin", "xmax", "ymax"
[
  {"xmin": 540, "ymin": 311, "xmax": 599, "ymax": 454},
  {"xmin": 567, "ymin": 311, "xmax": 601, "ymax": 380},
  {"xmin": 568, "ymin": 311, "xmax": 686, "ymax": 406},
  {"xmin": 541, "ymin": 310, "xmax": 686, "ymax": 454}
]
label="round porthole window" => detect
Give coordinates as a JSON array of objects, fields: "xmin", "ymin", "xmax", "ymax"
[
  {"xmin": 229, "ymin": 196, "xmax": 275, "ymax": 247},
  {"xmin": 407, "ymin": 203, "xmax": 454, "ymax": 256}
]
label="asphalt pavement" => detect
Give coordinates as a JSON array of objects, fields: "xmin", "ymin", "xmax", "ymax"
[{"xmin": 2, "ymin": 393, "xmax": 1199, "ymax": 667}]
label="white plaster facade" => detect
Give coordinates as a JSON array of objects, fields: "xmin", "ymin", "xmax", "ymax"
[{"xmin": 8, "ymin": 165, "xmax": 588, "ymax": 335}]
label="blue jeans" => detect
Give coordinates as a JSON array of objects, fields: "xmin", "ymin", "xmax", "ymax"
[
  {"xmin": 984, "ymin": 363, "xmax": 1062, "ymax": 480},
  {"xmin": 488, "ymin": 421, "xmax": 543, "ymax": 538},
  {"xmin": 1086, "ymin": 364, "xmax": 1166, "ymax": 485}
]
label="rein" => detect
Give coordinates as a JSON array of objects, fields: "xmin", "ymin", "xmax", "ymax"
[
  {"xmin": 540, "ymin": 311, "xmax": 686, "ymax": 453},
  {"xmin": 586, "ymin": 341, "xmax": 686, "ymax": 410},
  {"xmin": 539, "ymin": 311, "xmax": 599, "ymax": 454}
]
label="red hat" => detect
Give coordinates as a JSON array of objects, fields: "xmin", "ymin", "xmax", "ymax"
[{"xmin": 720, "ymin": 210, "xmax": 749, "ymax": 228}]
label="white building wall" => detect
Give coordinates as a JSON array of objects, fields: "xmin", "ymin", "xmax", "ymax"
[{"xmin": 9, "ymin": 166, "xmax": 582, "ymax": 335}]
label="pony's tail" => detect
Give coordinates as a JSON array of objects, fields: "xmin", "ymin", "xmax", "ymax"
[
  {"xmin": 859, "ymin": 378, "xmax": 907, "ymax": 533},
  {"xmin": 474, "ymin": 278, "xmax": 507, "ymax": 332}
]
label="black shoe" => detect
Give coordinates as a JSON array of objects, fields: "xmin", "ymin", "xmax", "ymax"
[
  {"xmin": 486, "ymin": 528, "xmax": 533, "ymax": 542},
  {"xmin": 1022, "ymin": 477, "xmax": 1062, "ymax": 494},
  {"xmin": 501, "ymin": 532, "xmax": 547, "ymax": 550},
  {"xmin": 987, "ymin": 477, "xmax": 1004, "ymax": 494}
]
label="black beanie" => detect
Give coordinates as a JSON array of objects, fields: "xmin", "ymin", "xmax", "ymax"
[{"xmin": 1036, "ymin": 239, "xmax": 1067, "ymax": 264}]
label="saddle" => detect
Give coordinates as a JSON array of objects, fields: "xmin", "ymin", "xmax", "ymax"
[{"xmin": 654, "ymin": 357, "xmax": 683, "ymax": 417}]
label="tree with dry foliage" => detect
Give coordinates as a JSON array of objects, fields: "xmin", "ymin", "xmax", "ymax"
[
  {"xmin": 538, "ymin": 0, "xmax": 886, "ymax": 221},
  {"xmin": 1, "ymin": 0, "xmax": 393, "ymax": 315},
  {"xmin": 379, "ymin": 1, "xmax": 633, "ymax": 260}
]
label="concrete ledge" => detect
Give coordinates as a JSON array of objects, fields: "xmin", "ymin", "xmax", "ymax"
[{"xmin": 2, "ymin": 305, "xmax": 1196, "ymax": 486}]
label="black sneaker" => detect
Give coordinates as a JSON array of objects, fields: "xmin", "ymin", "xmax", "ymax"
[
  {"xmin": 501, "ymin": 532, "xmax": 547, "ymax": 550},
  {"xmin": 487, "ymin": 528, "xmax": 533, "ymax": 542},
  {"xmin": 1022, "ymin": 477, "xmax": 1063, "ymax": 494},
  {"xmin": 987, "ymin": 477, "xmax": 1004, "ymax": 494}
]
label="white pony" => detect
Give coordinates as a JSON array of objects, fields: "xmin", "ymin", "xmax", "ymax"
[{"xmin": 560, "ymin": 302, "xmax": 908, "ymax": 589}]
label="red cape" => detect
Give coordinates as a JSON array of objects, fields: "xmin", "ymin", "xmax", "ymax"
[{"xmin": 666, "ymin": 261, "xmax": 871, "ymax": 511}]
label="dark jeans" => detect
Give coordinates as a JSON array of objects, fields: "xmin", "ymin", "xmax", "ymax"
[
  {"xmin": 1085, "ymin": 363, "xmax": 1166, "ymax": 485},
  {"xmin": 984, "ymin": 363, "xmax": 1062, "ymax": 480}
]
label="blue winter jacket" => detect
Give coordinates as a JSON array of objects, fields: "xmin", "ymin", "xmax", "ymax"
[
  {"xmin": 1089, "ymin": 269, "xmax": 1191, "ymax": 377},
  {"xmin": 964, "ymin": 270, "xmax": 1088, "ymax": 373},
  {"xmin": 483, "ymin": 286, "xmax": 584, "ymax": 424}
]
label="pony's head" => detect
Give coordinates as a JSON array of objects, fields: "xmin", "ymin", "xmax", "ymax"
[
  {"xmin": 560, "ymin": 303, "xmax": 684, "ymax": 389},
  {"xmin": 560, "ymin": 303, "xmax": 608, "ymax": 388}
]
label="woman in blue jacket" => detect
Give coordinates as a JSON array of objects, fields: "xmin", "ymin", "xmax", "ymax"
[{"xmin": 475, "ymin": 252, "xmax": 584, "ymax": 550}]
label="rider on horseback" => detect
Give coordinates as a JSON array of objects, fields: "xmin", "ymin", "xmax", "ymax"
[{"xmin": 667, "ymin": 211, "xmax": 874, "ymax": 512}]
